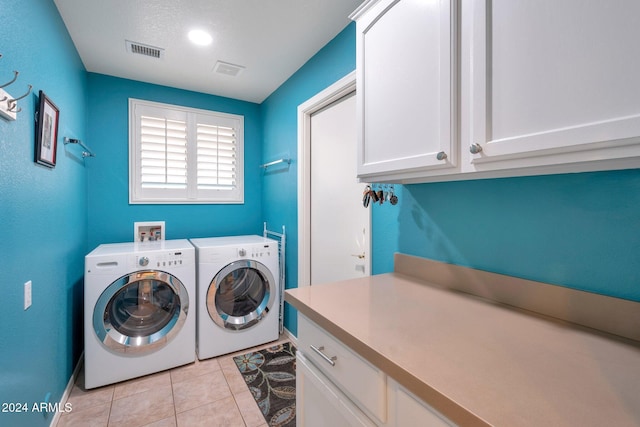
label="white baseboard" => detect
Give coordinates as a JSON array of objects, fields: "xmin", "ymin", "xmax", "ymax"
[{"xmin": 49, "ymin": 352, "xmax": 83, "ymax": 427}]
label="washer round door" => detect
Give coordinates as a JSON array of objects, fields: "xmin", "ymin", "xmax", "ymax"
[
  {"xmin": 207, "ymin": 260, "xmax": 276, "ymax": 331},
  {"xmin": 93, "ymin": 270, "xmax": 189, "ymax": 355}
]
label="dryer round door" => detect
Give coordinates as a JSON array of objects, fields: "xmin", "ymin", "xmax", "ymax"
[
  {"xmin": 207, "ymin": 259, "xmax": 276, "ymax": 331},
  {"xmin": 93, "ymin": 270, "xmax": 189, "ymax": 355}
]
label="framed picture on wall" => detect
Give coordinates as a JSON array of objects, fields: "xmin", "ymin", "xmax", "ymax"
[{"xmin": 35, "ymin": 91, "xmax": 59, "ymax": 168}]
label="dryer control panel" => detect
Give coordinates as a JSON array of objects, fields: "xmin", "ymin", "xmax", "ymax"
[
  {"xmin": 137, "ymin": 250, "xmax": 188, "ymax": 268},
  {"xmin": 238, "ymin": 243, "xmax": 274, "ymax": 259}
]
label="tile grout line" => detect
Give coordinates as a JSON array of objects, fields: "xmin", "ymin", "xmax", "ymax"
[
  {"xmin": 61, "ymin": 337, "xmax": 291, "ymax": 427},
  {"xmin": 106, "ymin": 396, "xmax": 113, "ymax": 427},
  {"xmin": 169, "ymin": 365, "xmax": 178, "ymax": 427},
  {"xmin": 225, "ymin": 354, "xmax": 250, "ymax": 427}
]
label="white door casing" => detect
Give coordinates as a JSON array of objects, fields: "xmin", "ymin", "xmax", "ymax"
[{"xmin": 298, "ymin": 71, "xmax": 371, "ymax": 287}]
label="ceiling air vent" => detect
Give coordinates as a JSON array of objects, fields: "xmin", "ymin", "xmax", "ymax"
[
  {"xmin": 125, "ymin": 40, "xmax": 165, "ymax": 59},
  {"xmin": 213, "ymin": 61, "xmax": 245, "ymax": 77}
]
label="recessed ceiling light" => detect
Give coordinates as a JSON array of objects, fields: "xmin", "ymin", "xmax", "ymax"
[{"xmin": 188, "ymin": 29, "xmax": 212, "ymax": 46}]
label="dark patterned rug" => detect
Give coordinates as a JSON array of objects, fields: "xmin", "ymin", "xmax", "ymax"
[{"xmin": 233, "ymin": 342, "xmax": 297, "ymax": 427}]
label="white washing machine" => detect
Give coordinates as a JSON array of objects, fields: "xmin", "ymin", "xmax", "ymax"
[
  {"xmin": 84, "ymin": 239, "xmax": 196, "ymax": 389},
  {"xmin": 190, "ymin": 235, "xmax": 280, "ymax": 360}
]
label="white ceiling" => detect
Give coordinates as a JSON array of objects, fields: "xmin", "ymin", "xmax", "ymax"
[{"xmin": 53, "ymin": 0, "xmax": 364, "ymax": 103}]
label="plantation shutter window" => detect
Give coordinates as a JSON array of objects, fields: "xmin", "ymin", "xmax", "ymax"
[
  {"xmin": 140, "ymin": 116, "xmax": 188, "ymax": 189},
  {"xmin": 196, "ymin": 122, "xmax": 237, "ymax": 191},
  {"xmin": 129, "ymin": 99, "xmax": 244, "ymax": 204}
]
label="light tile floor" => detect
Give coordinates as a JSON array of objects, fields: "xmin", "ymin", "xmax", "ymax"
[{"xmin": 56, "ymin": 336, "xmax": 291, "ymax": 427}]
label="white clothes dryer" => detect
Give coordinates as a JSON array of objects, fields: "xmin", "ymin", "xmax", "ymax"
[
  {"xmin": 84, "ymin": 239, "xmax": 195, "ymax": 389},
  {"xmin": 190, "ymin": 235, "xmax": 280, "ymax": 360}
]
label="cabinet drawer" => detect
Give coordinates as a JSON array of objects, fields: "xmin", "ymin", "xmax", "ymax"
[{"xmin": 298, "ymin": 315, "xmax": 387, "ymax": 423}]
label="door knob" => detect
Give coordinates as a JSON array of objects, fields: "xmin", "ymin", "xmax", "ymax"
[
  {"xmin": 351, "ymin": 253, "xmax": 365, "ymax": 259},
  {"xmin": 470, "ymin": 143, "xmax": 483, "ymax": 154}
]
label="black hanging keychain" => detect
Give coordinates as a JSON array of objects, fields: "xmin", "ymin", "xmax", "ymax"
[
  {"xmin": 370, "ymin": 188, "xmax": 379, "ymax": 203},
  {"xmin": 362, "ymin": 185, "xmax": 371, "ymax": 208},
  {"xmin": 389, "ymin": 186, "xmax": 398, "ymax": 205},
  {"xmin": 364, "ymin": 184, "xmax": 398, "ymax": 207}
]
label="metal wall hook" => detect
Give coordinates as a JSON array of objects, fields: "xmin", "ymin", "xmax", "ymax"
[
  {"xmin": 0, "ymin": 70, "xmax": 19, "ymax": 88},
  {"xmin": 7, "ymin": 84, "xmax": 32, "ymax": 113},
  {"xmin": 8, "ymin": 84, "xmax": 32, "ymax": 102}
]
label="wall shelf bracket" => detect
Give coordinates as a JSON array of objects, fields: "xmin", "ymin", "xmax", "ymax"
[
  {"xmin": 63, "ymin": 137, "xmax": 95, "ymax": 158},
  {"xmin": 260, "ymin": 158, "xmax": 291, "ymax": 169}
]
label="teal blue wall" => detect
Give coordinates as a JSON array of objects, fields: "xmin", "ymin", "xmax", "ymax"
[
  {"xmin": 1, "ymin": 4, "xmax": 638, "ymax": 426},
  {"xmin": 260, "ymin": 23, "xmax": 356, "ymax": 336},
  {"xmin": 86, "ymin": 74, "xmax": 263, "ymax": 250},
  {"xmin": 399, "ymin": 170, "xmax": 640, "ymax": 301},
  {"xmin": 261, "ymin": 21, "xmax": 640, "ymax": 343},
  {"xmin": 260, "ymin": 23, "xmax": 401, "ymax": 335},
  {"xmin": 0, "ymin": 0, "xmax": 87, "ymax": 426}
]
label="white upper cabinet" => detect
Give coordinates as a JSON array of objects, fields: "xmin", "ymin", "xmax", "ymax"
[
  {"xmin": 352, "ymin": 0, "xmax": 640, "ymax": 183},
  {"xmin": 351, "ymin": 0, "xmax": 457, "ymax": 182},
  {"xmin": 463, "ymin": 0, "xmax": 640, "ymax": 174}
]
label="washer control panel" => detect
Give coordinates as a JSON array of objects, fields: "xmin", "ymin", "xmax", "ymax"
[{"xmin": 136, "ymin": 251, "xmax": 187, "ymax": 268}]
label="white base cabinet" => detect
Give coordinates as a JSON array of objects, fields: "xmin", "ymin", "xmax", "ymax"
[
  {"xmin": 296, "ymin": 314, "xmax": 453, "ymax": 426},
  {"xmin": 297, "ymin": 314, "xmax": 388, "ymax": 424},
  {"xmin": 297, "ymin": 352, "xmax": 378, "ymax": 427},
  {"xmin": 390, "ymin": 381, "xmax": 453, "ymax": 427},
  {"xmin": 351, "ymin": 0, "xmax": 640, "ymax": 184}
]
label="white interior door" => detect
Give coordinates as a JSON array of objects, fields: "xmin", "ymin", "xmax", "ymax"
[{"xmin": 310, "ymin": 92, "xmax": 370, "ymax": 285}]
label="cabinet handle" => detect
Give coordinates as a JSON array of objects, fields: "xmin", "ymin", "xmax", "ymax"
[
  {"xmin": 436, "ymin": 151, "xmax": 447, "ymax": 161},
  {"xmin": 310, "ymin": 345, "xmax": 337, "ymax": 366},
  {"xmin": 470, "ymin": 143, "xmax": 483, "ymax": 154}
]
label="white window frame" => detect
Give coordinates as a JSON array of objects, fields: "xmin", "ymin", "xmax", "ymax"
[{"xmin": 129, "ymin": 98, "xmax": 244, "ymax": 204}]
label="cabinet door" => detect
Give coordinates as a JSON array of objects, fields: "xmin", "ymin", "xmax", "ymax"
[
  {"xmin": 465, "ymin": 0, "xmax": 640, "ymax": 172},
  {"xmin": 393, "ymin": 384, "xmax": 453, "ymax": 427},
  {"xmin": 354, "ymin": 0, "xmax": 457, "ymax": 180}
]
